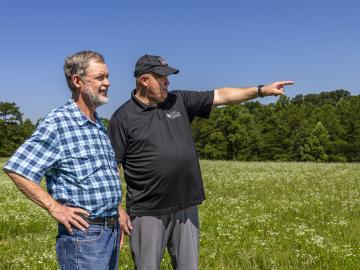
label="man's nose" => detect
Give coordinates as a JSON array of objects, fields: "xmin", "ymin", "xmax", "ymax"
[{"xmin": 104, "ymin": 77, "xmax": 111, "ymax": 87}]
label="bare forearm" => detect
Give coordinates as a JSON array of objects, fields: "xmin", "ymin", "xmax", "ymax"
[
  {"xmin": 213, "ymin": 87, "xmax": 258, "ymax": 106},
  {"xmin": 5, "ymin": 170, "xmax": 58, "ymax": 211},
  {"xmin": 4, "ymin": 169, "xmax": 89, "ymax": 233},
  {"xmin": 213, "ymin": 81, "xmax": 295, "ymax": 106}
]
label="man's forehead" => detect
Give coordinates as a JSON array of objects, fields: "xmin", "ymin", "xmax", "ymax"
[{"xmin": 86, "ymin": 61, "xmax": 108, "ymax": 73}]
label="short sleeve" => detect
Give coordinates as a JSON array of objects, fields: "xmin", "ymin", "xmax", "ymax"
[
  {"xmin": 3, "ymin": 118, "xmax": 61, "ymax": 183},
  {"xmin": 108, "ymin": 114, "xmax": 128, "ymax": 165},
  {"xmin": 178, "ymin": 90, "xmax": 214, "ymax": 123}
]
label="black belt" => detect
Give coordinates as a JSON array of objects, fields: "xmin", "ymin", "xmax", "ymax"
[{"xmin": 85, "ymin": 216, "xmax": 118, "ymax": 226}]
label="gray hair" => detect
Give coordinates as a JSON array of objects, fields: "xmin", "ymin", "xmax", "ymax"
[{"xmin": 63, "ymin": 50, "xmax": 105, "ymax": 93}]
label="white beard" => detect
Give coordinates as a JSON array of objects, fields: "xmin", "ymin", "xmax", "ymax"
[
  {"xmin": 92, "ymin": 94, "xmax": 109, "ymax": 107},
  {"xmin": 84, "ymin": 87, "xmax": 108, "ymax": 107}
]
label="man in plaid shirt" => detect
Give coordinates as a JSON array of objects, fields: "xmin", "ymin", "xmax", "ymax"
[{"xmin": 3, "ymin": 50, "xmax": 122, "ymax": 270}]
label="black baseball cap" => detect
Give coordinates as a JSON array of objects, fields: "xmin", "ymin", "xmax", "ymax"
[{"xmin": 134, "ymin": 54, "xmax": 179, "ymax": 77}]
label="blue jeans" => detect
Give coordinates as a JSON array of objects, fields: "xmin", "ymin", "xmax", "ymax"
[{"xmin": 56, "ymin": 223, "xmax": 120, "ymax": 270}]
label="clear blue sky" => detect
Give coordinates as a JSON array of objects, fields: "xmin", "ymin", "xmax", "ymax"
[{"xmin": 1, "ymin": 0, "xmax": 359, "ymax": 122}]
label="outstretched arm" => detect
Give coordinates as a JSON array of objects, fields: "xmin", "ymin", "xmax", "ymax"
[
  {"xmin": 4, "ymin": 170, "xmax": 90, "ymax": 234},
  {"xmin": 213, "ymin": 81, "xmax": 295, "ymax": 106}
]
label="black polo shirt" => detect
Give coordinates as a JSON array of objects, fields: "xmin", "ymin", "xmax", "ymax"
[{"xmin": 108, "ymin": 89, "xmax": 214, "ymax": 216}]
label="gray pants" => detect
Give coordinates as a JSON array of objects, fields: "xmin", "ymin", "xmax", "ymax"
[{"xmin": 130, "ymin": 205, "xmax": 199, "ymax": 270}]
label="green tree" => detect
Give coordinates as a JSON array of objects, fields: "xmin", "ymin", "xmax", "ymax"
[
  {"xmin": 101, "ymin": 117, "xmax": 110, "ymax": 129},
  {"xmin": 192, "ymin": 90, "xmax": 358, "ymax": 162},
  {"xmin": 299, "ymin": 122, "xmax": 330, "ymax": 162},
  {"xmin": 0, "ymin": 102, "xmax": 22, "ymax": 123},
  {"xmin": 0, "ymin": 102, "xmax": 35, "ymax": 156},
  {"xmin": 203, "ymin": 130, "xmax": 228, "ymax": 159},
  {"xmin": 193, "ymin": 107, "xmax": 228, "ymax": 160},
  {"xmin": 261, "ymin": 96, "xmax": 301, "ymax": 161},
  {"xmin": 220, "ymin": 105, "xmax": 261, "ymax": 160},
  {"xmin": 337, "ymin": 96, "xmax": 360, "ymax": 161},
  {"xmin": 20, "ymin": 119, "xmax": 35, "ymax": 139}
]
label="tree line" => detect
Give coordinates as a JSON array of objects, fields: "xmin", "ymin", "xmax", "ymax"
[
  {"xmin": 192, "ymin": 90, "xmax": 360, "ymax": 162},
  {"xmin": 1, "ymin": 90, "xmax": 359, "ymax": 162}
]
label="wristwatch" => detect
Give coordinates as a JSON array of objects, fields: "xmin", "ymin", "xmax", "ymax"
[{"xmin": 257, "ymin": 85, "xmax": 265, "ymax": 98}]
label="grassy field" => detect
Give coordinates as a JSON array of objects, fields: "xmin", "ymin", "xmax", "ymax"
[{"xmin": 0, "ymin": 158, "xmax": 359, "ymax": 269}]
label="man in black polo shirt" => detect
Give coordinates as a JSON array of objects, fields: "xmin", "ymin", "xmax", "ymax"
[{"xmin": 108, "ymin": 54, "xmax": 294, "ymax": 269}]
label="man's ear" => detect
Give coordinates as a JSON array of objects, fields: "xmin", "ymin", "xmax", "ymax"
[
  {"xmin": 138, "ymin": 75, "xmax": 149, "ymax": 87},
  {"xmin": 72, "ymin": 74, "xmax": 83, "ymax": 90}
]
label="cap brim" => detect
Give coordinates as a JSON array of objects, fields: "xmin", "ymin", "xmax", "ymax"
[{"xmin": 151, "ymin": 65, "xmax": 179, "ymax": 76}]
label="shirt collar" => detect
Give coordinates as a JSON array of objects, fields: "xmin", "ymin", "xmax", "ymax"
[
  {"xmin": 65, "ymin": 99, "xmax": 100, "ymax": 126},
  {"xmin": 131, "ymin": 89, "xmax": 170, "ymax": 111}
]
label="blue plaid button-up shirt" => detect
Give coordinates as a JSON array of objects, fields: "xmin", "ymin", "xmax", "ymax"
[{"xmin": 4, "ymin": 99, "xmax": 121, "ymax": 218}]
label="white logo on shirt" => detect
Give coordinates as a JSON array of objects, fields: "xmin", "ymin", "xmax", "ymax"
[{"xmin": 166, "ymin": 111, "xmax": 181, "ymax": 119}]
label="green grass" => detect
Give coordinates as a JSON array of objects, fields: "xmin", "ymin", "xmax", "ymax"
[{"xmin": 0, "ymin": 158, "xmax": 359, "ymax": 269}]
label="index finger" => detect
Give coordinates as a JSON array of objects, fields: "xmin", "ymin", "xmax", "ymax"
[
  {"xmin": 278, "ymin": 81, "xmax": 295, "ymax": 86},
  {"xmin": 121, "ymin": 223, "xmax": 131, "ymax": 235},
  {"xmin": 119, "ymin": 230, "xmax": 124, "ymax": 250},
  {"xmin": 72, "ymin": 214, "xmax": 89, "ymax": 229},
  {"xmin": 72, "ymin": 207, "xmax": 90, "ymax": 216},
  {"xmin": 127, "ymin": 219, "xmax": 133, "ymax": 231}
]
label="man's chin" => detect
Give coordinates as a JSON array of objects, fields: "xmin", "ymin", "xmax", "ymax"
[{"xmin": 95, "ymin": 96, "xmax": 109, "ymax": 107}]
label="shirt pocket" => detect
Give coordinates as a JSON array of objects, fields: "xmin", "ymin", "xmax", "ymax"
[{"xmin": 60, "ymin": 145, "xmax": 103, "ymax": 184}]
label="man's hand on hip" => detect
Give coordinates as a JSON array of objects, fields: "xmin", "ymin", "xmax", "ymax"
[
  {"xmin": 4, "ymin": 170, "xmax": 90, "ymax": 235},
  {"xmin": 48, "ymin": 202, "xmax": 90, "ymax": 235}
]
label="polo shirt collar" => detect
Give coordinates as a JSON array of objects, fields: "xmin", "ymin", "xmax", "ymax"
[
  {"xmin": 65, "ymin": 99, "xmax": 100, "ymax": 126},
  {"xmin": 131, "ymin": 89, "xmax": 169, "ymax": 111}
]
